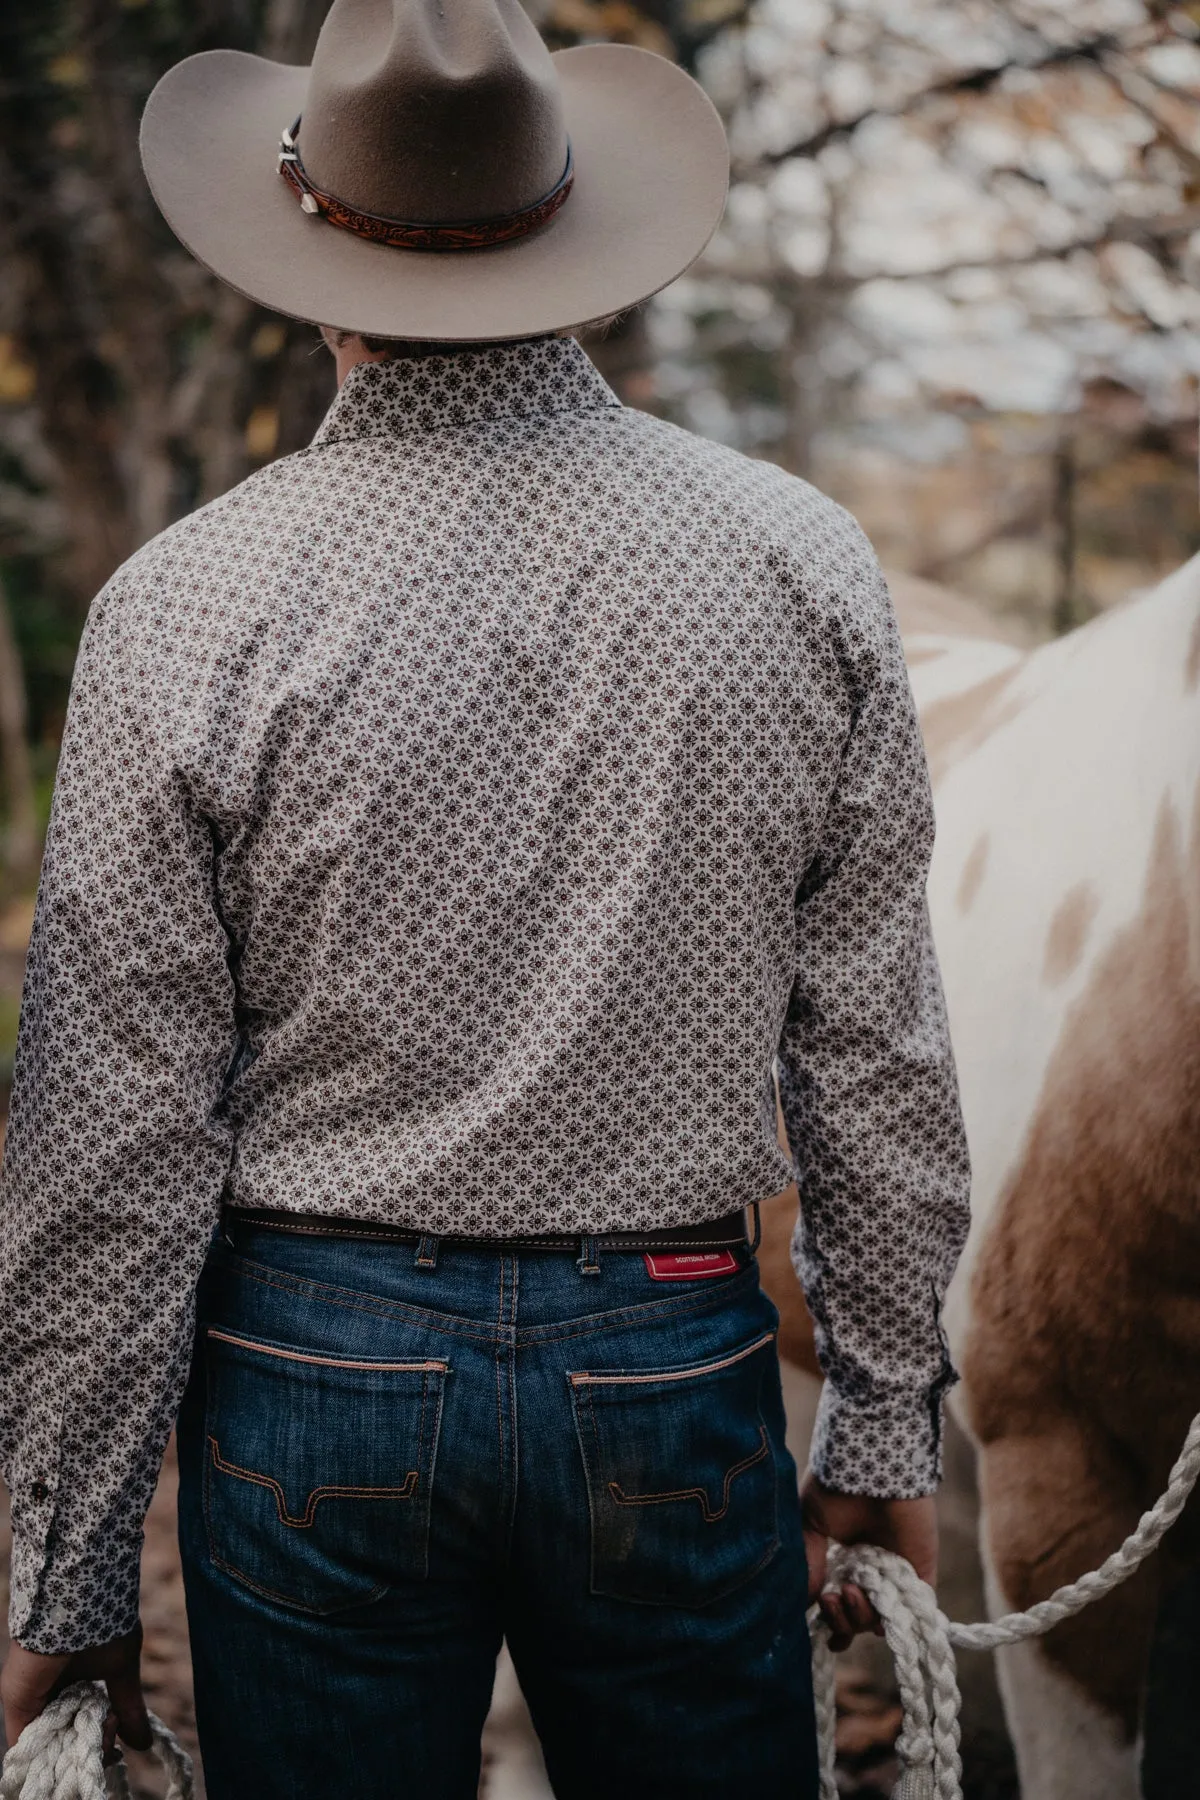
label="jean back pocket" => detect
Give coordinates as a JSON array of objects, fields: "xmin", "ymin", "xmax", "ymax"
[
  {"xmin": 569, "ymin": 1329, "xmax": 780, "ymax": 1608},
  {"xmin": 203, "ymin": 1328, "xmax": 447, "ymax": 1614}
]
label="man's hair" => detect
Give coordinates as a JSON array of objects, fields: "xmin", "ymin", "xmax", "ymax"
[
  {"xmin": 325, "ymin": 316, "xmax": 628, "ymax": 360},
  {"xmin": 327, "ymin": 329, "xmax": 475, "ymax": 359}
]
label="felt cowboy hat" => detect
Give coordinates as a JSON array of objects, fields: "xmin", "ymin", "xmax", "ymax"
[{"xmin": 140, "ymin": 0, "xmax": 730, "ymax": 342}]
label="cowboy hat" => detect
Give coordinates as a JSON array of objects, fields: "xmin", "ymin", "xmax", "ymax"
[{"xmin": 140, "ymin": 0, "xmax": 730, "ymax": 342}]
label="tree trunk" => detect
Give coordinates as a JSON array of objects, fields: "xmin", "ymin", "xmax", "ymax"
[
  {"xmin": 1052, "ymin": 428, "xmax": 1078, "ymax": 637},
  {"xmin": 0, "ymin": 572, "xmax": 39, "ymax": 886}
]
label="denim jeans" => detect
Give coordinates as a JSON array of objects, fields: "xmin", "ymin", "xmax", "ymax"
[{"xmin": 176, "ymin": 1218, "xmax": 818, "ymax": 1799}]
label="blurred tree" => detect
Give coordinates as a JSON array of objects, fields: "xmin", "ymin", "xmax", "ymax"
[
  {"xmin": 0, "ymin": 0, "xmax": 347, "ymax": 827},
  {"xmin": 0, "ymin": 1, "xmax": 335, "ymax": 612},
  {"xmin": 0, "ymin": 0, "xmax": 749, "ymax": 795},
  {"xmin": 0, "ymin": 572, "xmax": 38, "ymax": 886},
  {"xmin": 0, "ymin": 0, "xmax": 1194, "ymax": 843},
  {"xmin": 659, "ymin": 0, "xmax": 1199, "ymax": 626}
]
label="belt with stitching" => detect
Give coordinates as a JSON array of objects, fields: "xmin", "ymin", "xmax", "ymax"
[{"xmin": 221, "ymin": 1202, "xmax": 758, "ymax": 1254}]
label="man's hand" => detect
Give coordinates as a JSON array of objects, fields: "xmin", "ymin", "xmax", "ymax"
[
  {"xmin": 1, "ymin": 1623, "xmax": 151, "ymax": 1758},
  {"xmin": 800, "ymin": 1473, "xmax": 939, "ymax": 1651}
]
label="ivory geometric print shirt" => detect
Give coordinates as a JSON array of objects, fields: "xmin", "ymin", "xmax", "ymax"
[{"xmin": 0, "ymin": 336, "xmax": 969, "ymax": 1654}]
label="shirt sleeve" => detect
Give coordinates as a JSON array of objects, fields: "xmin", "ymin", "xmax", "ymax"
[
  {"xmin": 0, "ymin": 582, "xmax": 237, "ymax": 1653},
  {"xmin": 777, "ymin": 525, "xmax": 971, "ymax": 1498}
]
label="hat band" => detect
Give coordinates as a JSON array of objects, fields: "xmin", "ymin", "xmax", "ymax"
[{"xmin": 278, "ymin": 118, "xmax": 574, "ymax": 252}]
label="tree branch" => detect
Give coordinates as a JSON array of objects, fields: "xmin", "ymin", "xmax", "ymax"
[
  {"xmin": 763, "ymin": 29, "xmax": 1137, "ymax": 166},
  {"xmin": 821, "ymin": 203, "xmax": 1200, "ymax": 289}
]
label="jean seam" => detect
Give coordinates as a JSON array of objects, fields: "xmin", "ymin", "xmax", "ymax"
[
  {"xmin": 419, "ymin": 1366, "xmax": 446, "ymax": 1580},
  {"xmin": 211, "ymin": 1248, "xmax": 757, "ymax": 1347},
  {"xmin": 569, "ymin": 1385, "xmax": 602, "ymax": 1598},
  {"xmin": 206, "ymin": 1547, "xmax": 391, "ymax": 1618},
  {"xmin": 494, "ymin": 1256, "xmax": 506, "ymax": 1554},
  {"xmin": 218, "ymin": 1260, "xmax": 503, "ymax": 1343},
  {"xmin": 202, "ymin": 1355, "xmax": 223, "ymax": 1578},
  {"xmin": 567, "ymin": 1330, "xmax": 776, "ymax": 1387},
  {"xmin": 416, "ymin": 1371, "xmax": 430, "ymax": 1527},
  {"xmin": 205, "ymin": 1327, "xmax": 446, "ymax": 1374},
  {"xmin": 505, "ymin": 1255, "xmax": 520, "ymax": 1560}
]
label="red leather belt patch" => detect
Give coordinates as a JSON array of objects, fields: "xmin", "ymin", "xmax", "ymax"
[{"xmin": 644, "ymin": 1250, "xmax": 739, "ymax": 1281}]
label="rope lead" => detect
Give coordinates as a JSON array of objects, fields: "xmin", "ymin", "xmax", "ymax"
[
  {"xmin": 811, "ymin": 1406, "xmax": 1200, "ymax": 1800},
  {"xmin": 0, "ymin": 1683, "xmax": 193, "ymax": 1800},
  {"xmin": 4, "ymin": 1409, "xmax": 1199, "ymax": 1800}
]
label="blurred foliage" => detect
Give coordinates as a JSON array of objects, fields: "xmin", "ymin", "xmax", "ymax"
[
  {"xmin": 646, "ymin": 1, "xmax": 1200, "ymax": 636},
  {"xmin": 0, "ymin": 0, "xmax": 1195, "ymax": 778},
  {"xmin": 0, "ymin": 0, "xmax": 1195, "ymax": 885},
  {"xmin": 0, "ymin": 0, "xmax": 324, "ymax": 744},
  {"xmin": 540, "ymin": 0, "xmax": 746, "ymax": 63},
  {"xmin": 0, "ymin": 0, "xmax": 726, "ymax": 1078},
  {"xmin": 0, "ymin": 0, "xmax": 738, "ymax": 758}
]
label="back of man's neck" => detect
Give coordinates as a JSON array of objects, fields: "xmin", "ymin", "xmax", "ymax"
[{"xmin": 329, "ymin": 332, "xmax": 549, "ymax": 389}]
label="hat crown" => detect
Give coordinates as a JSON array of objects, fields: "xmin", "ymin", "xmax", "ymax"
[{"xmin": 299, "ymin": 0, "xmax": 568, "ymax": 224}]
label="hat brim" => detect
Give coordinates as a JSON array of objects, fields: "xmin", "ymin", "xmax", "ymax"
[{"xmin": 140, "ymin": 43, "xmax": 729, "ymax": 341}]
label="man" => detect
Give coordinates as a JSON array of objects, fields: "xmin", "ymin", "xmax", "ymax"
[{"xmin": 0, "ymin": 2, "xmax": 969, "ymax": 1795}]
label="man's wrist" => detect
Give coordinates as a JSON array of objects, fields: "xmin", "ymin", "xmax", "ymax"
[
  {"xmin": 808, "ymin": 1379, "xmax": 948, "ymax": 1499},
  {"xmin": 800, "ymin": 1471, "xmax": 940, "ymax": 1587}
]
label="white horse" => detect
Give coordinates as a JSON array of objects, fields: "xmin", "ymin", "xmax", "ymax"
[
  {"xmin": 482, "ymin": 557, "xmax": 1200, "ymax": 1797},
  {"xmin": 907, "ymin": 554, "xmax": 1200, "ymax": 1797}
]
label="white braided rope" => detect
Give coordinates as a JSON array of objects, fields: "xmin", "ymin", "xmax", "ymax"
[
  {"xmin": 810, "ymin": 1407, "xmax": 1200, "ymax": 1800},
  {"xmin": 4, "ymin": 1413, "xmax": 1197, "ymax": 1800},
  {"xmin": 0, "ymin": 1683, "xmax": 192, "ymax": 1800}
]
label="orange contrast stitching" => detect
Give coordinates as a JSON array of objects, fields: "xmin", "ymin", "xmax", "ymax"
[
  {"xmin": 606, "ymin": 1427, "xmax": 770, "ymax": 1524},
  {"xmin": 207, "ymin": 1436, "xmax": 419, "ymax": 1527},
  {"xmin": 569, "ymin": 1331, "xmax": 774, "ymax": 1388},
  {"xmin": 206, "ymin": 1329, "xmax": 446, "ymax": 1374}
]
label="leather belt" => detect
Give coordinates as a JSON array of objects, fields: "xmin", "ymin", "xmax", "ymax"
[{"xmin": 221, "ymin": 1202, "xmax": 758, "ymax": 1255}]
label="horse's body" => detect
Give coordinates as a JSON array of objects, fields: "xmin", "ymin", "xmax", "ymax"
[
  {"xmin": 905, "ymin": 556, "xmax": 1200, "ymax": 1795},
  {"xmin": 481, "ymin": 559, "xmax": 1200, "ymax": 1796}
]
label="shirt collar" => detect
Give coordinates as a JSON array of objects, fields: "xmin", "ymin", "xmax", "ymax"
[{"xmin": 312, "ymin": 335, "xmax": 621, "ymax": 445}]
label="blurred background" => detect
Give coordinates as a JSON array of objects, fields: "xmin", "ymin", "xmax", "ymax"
[
  {"xmin": 0, "ymin": 1, "xmax": 1197, "ymax": 1794},
  {"xmin": 1, "ymin": 0, "xmax": 1198, "ymax": 1043}
]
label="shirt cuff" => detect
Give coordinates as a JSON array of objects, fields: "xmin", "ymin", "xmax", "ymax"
[
  {"xmin": 9, "ymin": 1529, "xmax": 142, "ymax": 1655},
  {"xmin": 807, "ymin": 1373, "xmax": 957, "ymax": 1499}
]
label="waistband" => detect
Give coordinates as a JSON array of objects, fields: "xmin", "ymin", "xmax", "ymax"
[{"xmin": 221, "ymin": 1203, "xmax": 760, "ymax": 1256}]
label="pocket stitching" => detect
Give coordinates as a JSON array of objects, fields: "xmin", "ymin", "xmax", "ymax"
[
  {"xmin": 207, "ymin": 1436, "xmax": 420, "ymax": 1528},
  {"xmin": 206, "ymin": 1327, "xmax": 447, "ymax": 1374},
  {"xmin": 568, "ymin": 1329, "xmax": 775, "ymax": 1388},
  {"xmin": 570, "ymin": 1340, "xmax": 781, "ymax": 1609},
  {"xmin": 606, "ymin": 1424, "xmax": 770, "ymax": 1524},
  {"xmin": 206, "ymin": 1546, "xmax": 391, "ymax": 1617},
  {"xmin": 201, "ymin": 1343, "xmax": 444, "ymax": 1606}
]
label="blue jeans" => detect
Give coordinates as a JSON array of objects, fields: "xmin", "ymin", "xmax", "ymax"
[{"xmin": 176, "ymin": 1219, "xmax": 818, "ymax": 1799}]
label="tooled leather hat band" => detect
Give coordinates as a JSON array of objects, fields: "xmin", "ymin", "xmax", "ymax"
[{"xmin": 278, "ymin": 117, "xmax": 575, "ymax": 252}]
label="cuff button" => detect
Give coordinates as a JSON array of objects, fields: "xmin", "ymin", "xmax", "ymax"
[{"xmin": 30, "ymin": 1481, "xmax": 50, "ymax": 1502}]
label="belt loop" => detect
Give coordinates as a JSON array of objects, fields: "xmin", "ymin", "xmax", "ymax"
[
  {"xmin": 415, "ymin": 1234, "xmax": 439, "ymax": 1270},
  {"xmin": 745, "ymin": 1202, "xmax": 761, "ymax": 1255},
  {"xmin": 576, "ymin": 1235, "xmax": 600, "ymax": 1276}
]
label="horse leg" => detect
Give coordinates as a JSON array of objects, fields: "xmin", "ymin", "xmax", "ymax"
[{"xmin": 976, "ymin": 1420, "xmax": 1157, "ymax": 1800}]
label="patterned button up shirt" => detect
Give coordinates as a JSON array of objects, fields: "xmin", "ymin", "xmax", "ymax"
[{"xmin": 0, "ymin": 336, "xmax": 969, "ymax": 1654}]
